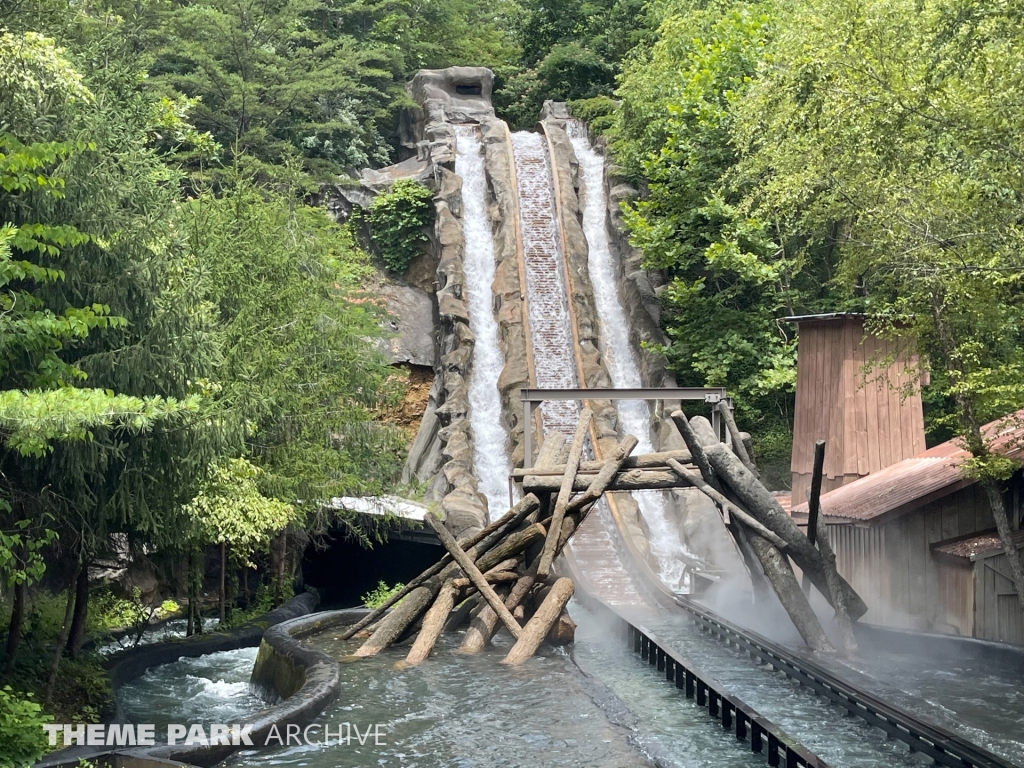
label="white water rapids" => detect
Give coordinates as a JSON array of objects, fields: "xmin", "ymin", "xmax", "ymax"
[
  {"xmin": 454, "ymin": 125, "xmax": 512, "ymax": 520},
  {"xmin": 567, "ymin": 121, "xmax": 693, "ymax": 590}
]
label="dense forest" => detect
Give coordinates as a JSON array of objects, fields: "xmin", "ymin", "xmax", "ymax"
[{"xmin": 3, "ymin": 0, "xmax": 1024, "ymax": 761}]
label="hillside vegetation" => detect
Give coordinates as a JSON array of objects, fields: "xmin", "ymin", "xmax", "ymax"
[{"xmin": 3, "ymin": 0, "xmax": 1024, "ymax": 757}]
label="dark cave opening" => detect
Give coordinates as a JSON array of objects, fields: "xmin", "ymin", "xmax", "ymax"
[{"xmin": 302, "ymin": 529, "xmax": 440, "ymax": 609}]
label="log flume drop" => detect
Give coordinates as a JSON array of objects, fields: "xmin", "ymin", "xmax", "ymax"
[
  {"xmin": 567, "ymin": 120, "xmax": 694, "ymax": 591},
  {"xmin": 454, "ymin": 124, "xmax": 513, "ymax": 519}
]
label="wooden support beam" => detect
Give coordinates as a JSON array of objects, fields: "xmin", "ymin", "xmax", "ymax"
[
  {"xmin": 337, "ymin": 494, "xmax": 539, "ymax": 641},
  {"xmin": 423, "ymin": 512, "xmax": 522, "ymax": 640},
  {"xmin": 717, "ymin": 400, "xmax": 758, "ymax": 476},
  {"xmin": 537, "ymin": 408, "xmax": 592, "ymax": 578},
  {"xmin": 510, "ymin": 449, "xmax": 693, "ymax": 479}
]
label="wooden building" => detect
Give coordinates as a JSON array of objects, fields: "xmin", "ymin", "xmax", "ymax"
[
  {"xmin": 792, "ymin": 418, "xmax": 1024, "ymax": 646},
  {"xmin": 788, "ymin": 314, "xmax": 926, "ymax": 504}
]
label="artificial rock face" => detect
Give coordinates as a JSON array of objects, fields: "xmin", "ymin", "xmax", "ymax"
[{"xmin": 408, "ymin": 67, "xmax": 496, "ymax": 124}]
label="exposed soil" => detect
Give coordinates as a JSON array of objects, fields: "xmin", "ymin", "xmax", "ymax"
[{"xmin": 382, "ymin": 363, "xmax": 434, "ymax": 436}]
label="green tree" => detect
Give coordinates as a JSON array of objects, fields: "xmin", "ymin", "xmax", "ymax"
[{"xmin": 729, "ymin": 0, "xmax": 1024, "ymax": 603}]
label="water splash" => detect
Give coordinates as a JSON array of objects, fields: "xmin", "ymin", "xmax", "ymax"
[
  {"xmin": 567, "ymin": 121, "xmax": 693, "ymax": 590},
  {"xmin": 454, "ymin": 125, "xmax": 512, "ymax": 519}
]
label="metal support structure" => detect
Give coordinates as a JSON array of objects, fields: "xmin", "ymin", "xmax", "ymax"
[{"xmin": 520, "ymin": 387, "xmax": 731, "ymax": 468}]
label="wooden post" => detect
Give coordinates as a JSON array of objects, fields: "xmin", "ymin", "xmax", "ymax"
[
  {"xmin": 537, "ymin": 408, "xmax": 592, "ymax": 578},
  {"xmin": 423, "ymin": 512, "xmax": 522, "ymax": 640},
  {"xmin": 354, "ymin": 583, "xmax": 439, "ymax": 657},
  {"xmin": 801, "ymin": 440, "xmax": 826, "ymax": 596},
  {"xmin": 502, "ymin": 577, "xmax": 575, "ymax": 665}
]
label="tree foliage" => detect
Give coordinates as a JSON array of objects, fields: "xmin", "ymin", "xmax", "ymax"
[{"xmin": 366, "ymin": 178, "xmax": 434, "ymax": 273}]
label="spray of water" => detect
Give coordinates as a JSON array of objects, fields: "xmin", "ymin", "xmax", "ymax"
[
  {"xmin": 454, "ymin": 125, "xmax": 513, "ymax": 520},
  {"xmin": 567, "ymin": 121, "xmax": 693, "ymax": 589}
]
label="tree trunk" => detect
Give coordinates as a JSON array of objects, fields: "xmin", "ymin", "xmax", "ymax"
[
  {"xmin": 443, "ymin": 594, "xmax": 481, "ymax": 633},
  {"xmin": 547, "ymin": 610, "xmax": 576, "ymax": 646},
  {"xmin": 4, "ymin": 578, "xmax": 26, "ymax": 676},
  {"xmin": 537, "ymin": 408, "xmax": 592, "ymax": 578},
  {"xmin": 731, "ymin": 519, "xmax": 775, "ymax": 604},
  {"xmin": 811, "ymin": 513, "xmax": 858, "ymax": 654},
  {"xmin": 45, "ymin": 568, "xmax": 79, "ymax": 703},
  {"xmin": 565, "ymin": 436, "xmax": 639, "ymax": 514},
  {"xmin": 219, "ymin": 541, "xmax": 227, "ymax": 624},
  {"xmin": 66, "ymin": 563, "xmax": 90, "ymax": 657},
  {"xmin": 671, "ymin": 411, "xmax": 725, "ymax": 492},
  {"xmin": 704, "ymin": 443, "xmax": 868, "ymax": 620},
  {"xmin": 502, "ymin": 577, "xmax": 575, "ymax": 665},
  {"xmin": 746, "ymin": 533, "xmax": 834, "ymax": 652},
  {"xmin": 474, "ymin": 524, "xmax": 546, "ymax": 573},
  {"xmin": 982, "ymin": 479, "xmax": 1024, "ymax": 608}
]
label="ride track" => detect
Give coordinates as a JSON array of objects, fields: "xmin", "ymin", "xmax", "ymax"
[{"xmin": 505, "ymin": 122, "xmax": 1017, "ymax": 768}]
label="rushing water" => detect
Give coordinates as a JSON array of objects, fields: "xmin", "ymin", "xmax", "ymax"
[
  {"xmin": 566, "ymin": 122, "xmax": 693, "ymax": 590},
  {"xmin": 115, "ymin": 607, "xmax": 1023, "ymax": 767},
  {"xmin": 117, "ymin": 647, "xmax": 263, "ymax": 732},
  {"xmin": 454, "ymin": 125, "xmax": 512, "ymax": 519},
  {"xmin": 510, "ymin": 130, "xmax": 581, "ymax": 436},
  {"xmin": 100, "ymin": 618, "xmax": 220, "ymax": 655}
]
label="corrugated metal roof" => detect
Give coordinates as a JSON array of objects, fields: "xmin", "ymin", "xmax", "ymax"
[
  {"xmin": 791, "ymin": 412, "xmax": 1024, "ymax": 523},
  {"xmin": 932, "ymin": 529, "xmax": 1024, "ymax": 561}
]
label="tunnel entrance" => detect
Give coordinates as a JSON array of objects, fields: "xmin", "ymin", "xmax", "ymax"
[
  {"xmin": 302, "ymin": 527, "xmax": 440, "ymax": 608},
  {"xmin": 455, "ymin": 82, "xmax": 483, "ymax": 96}
]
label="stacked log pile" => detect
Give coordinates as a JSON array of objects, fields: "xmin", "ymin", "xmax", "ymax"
[
  {"xmin": 518, "ymin": 403, "xmax": 867, "ymax": 656},
  {"xmin": 339, "ymin": 410, "xmax": 639, "ymax": 665}
]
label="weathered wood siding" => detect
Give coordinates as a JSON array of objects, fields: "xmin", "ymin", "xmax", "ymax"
[
  {"xmin": 975, "ymin": 551, "xmax": 1024, "ymax": 645},
  {"xmin": 827, "ymin": 484, "xmax": 992, "ymax": 633},
  {"xmin": 791, "ymin": 316, "xmax": 925, "ymax": 503}
]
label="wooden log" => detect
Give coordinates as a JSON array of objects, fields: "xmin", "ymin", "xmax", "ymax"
[
  {"xmin": 337, "ymin": 494, "xmax": 539, "ymax": 641},
  {"xmin": 538, "ymin": 408, "xmax": 592, "ymax": 578},
  {"xmin": 502, "ymin": 577, "xmax": 575, "ymax": 665},
  {"xmin": 443, "ymin": 594, "xmax": 480, "ymax": 633},
  {"xmin": 423, "ymin": 512, "xmax": 522, "ymax": 640},
  {"xmin": 460, "ymin": 566, "xmax": 538, "ymax": 653},
  {"xmin": 536, "ymin": 433, "xmax": 567, "ymax": 468},
  {"xmin": 510, "ymin": 449, "xmax": 693, "ymax": 479},
  {"xmin": 451, "ymin": 571, "xmax": 519, "ymax": 589},
  {"xmin": 670, "ymin": 411, "xmax": 724, "ymax": 493},
  {"xmin": 666, "ymin": 459, "xmax": 787, "ymax": 550},
  {"xmin": 547, "ymin": 609, "xmax": 576, "ymax": 646},
  {"xmin": 717, "ymin": 401, "xmax": 758, "ymax": 475},
  {"xmin": 813, "ymin": 511, "xmax": 858, "ymax": 654},
  {"xmin": 353, "ymin": 583, "xmax": 438, "ymax": 657},
  {"xmin": 523, "ymin": 467, "xmax": 687, "ymax": 493},
  {"xmin": 745, "ymin": 532, "xmax": 834, "ymax": 652},
  {"xmin": 704, "ymin": 443, "xmax": 868, "ymax": 620},
  {"xmin": 405, "ymin": 580, "xmax": 458, "ymax": 663},
  {"xmin": 731, "ymin": 520, "xmax": 775, "ymax": 604},
  {"xmin": 476, "ymin": 523, "xmax": 546, "ymax": 573},
  {"xmin": 566, "ymin": 435, "xmax": 639, "ymax": 513}
]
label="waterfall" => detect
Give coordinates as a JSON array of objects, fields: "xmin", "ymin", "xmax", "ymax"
[
  {"xmin": 454, "ymin": 124, "xmax": 512, "ymax": 519},
  {"xmin": 510, "ymin": 131, "xmax": 581, "ymax": 435},
  {"xmin": 567, "ymin": 121, "xmax": 692, "ymax": 590}
]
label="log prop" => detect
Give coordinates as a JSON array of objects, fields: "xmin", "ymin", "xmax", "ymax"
[
  {"xmin": 717, "ymin": 400, "xmax": 758, "ymax": 476},
  {"xmin": 423, "ymin": 511, "xmax": 522, "ymax": 640},
  {"xmin": 703, "ymin": 443, "xmax": 868, "ymax": 620},
  {"xmin": 537, "ymin": 407, "xmax": 592, "ymax": 578},
  {"xmin": 502, "ymin": 577, "xmax": 575, "ymax": 665},
  {"xmin": 338, "ymin": 493, "xmax": 540, "ymax": 641}
]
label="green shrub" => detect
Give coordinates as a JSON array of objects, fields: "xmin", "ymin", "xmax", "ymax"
[
  {"xmin": 568, "ymin": 96, "xmax": 618, "ymax": 135},
  {"xmin": 0, "ymin": 686, "xmax": 51, "ymax": 768},
  {"xmin": 366, "ymin": 179, "xmax": 434, "ymax": 273},
  {"xmin": 361, "ymin": 581, "xmax": 404, "ymax": 609}
]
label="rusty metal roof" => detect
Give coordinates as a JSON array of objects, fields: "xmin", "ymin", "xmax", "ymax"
[
  {"xmin": 790, "ymin": 412, "xmax": 1024, "ymax": 524},
  {"xmin": 932, "ymin": 529, "xmax": 1024, "ymax": 562}
]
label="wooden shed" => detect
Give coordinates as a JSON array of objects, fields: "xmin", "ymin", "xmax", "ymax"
[
  {"xmin": 791, "ymin": 415, "xmax": 1024, "ymax": 646},
  {"xmin": 788, "ymin": 314, "xmax": 926, "ymax": 504}
]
